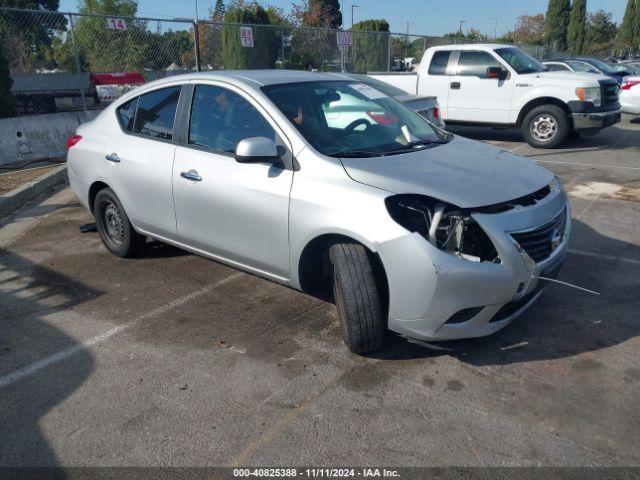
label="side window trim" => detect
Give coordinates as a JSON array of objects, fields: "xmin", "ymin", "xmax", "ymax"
[
  {"xmin": 180, "ymin": 80, "xmax": 295, "ymax": 171},
  {"xmin": 114, "ymin": 84, "xmax": 184, "ymax": 144}
]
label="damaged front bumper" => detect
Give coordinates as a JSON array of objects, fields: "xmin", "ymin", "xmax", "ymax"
[{"xmin": 378, "ymin": 187, "xmax": 570, "ymax": 342}]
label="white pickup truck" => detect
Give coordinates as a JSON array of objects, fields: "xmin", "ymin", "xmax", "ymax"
[{"xmin": 371, "ymin": 44, "xmax": 622, "ymax": 148}]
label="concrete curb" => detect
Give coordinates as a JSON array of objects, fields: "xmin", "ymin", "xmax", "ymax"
[{"xmin": 0, "ymin": 164, "xmax": 68, "ymax": 218}]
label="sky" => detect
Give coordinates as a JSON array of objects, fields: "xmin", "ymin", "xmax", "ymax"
[{"xmin": 58, "ymin": 0, "xmax": 628, "ymax": 36}]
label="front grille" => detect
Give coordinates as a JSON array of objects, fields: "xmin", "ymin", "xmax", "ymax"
[
  {"xmin": 511, "ymin": 207, "xmax": 567, "ymax": 263},
  {"xmin": 600, "ymin": 80, "xmax": 620, "ymax": 107}
]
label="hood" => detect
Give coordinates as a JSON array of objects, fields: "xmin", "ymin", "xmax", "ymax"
[
  {"xmin": 529, "ymin": 71, "xmax": 611, "ymax": 84},
  {"xmin": 340, "ymin": 136, "xmax": 553, "ymax": 208}
]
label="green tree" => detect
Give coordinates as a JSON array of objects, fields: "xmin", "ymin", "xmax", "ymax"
[
  {"xmin": 567, "ymin": 0, "xmax": 587, "ymax": 54},
  {"xmin": 616, "ymin": 0, "xmax": 636, "ymax": 56},
  {"xmin": 309, "ymin": 0, "xmax": 341, "ymax": 28},
  {"xmin": 212, "ymin": 0, "xmax": 226, "ymax": 21},
  {"xmin": 222, "ymin": 3, "xmax": 279, "ymax": 69},
  {"xmin": 0, "ymin": 0, "xmax": 66, "ymax": 72},
  {"xmin": 350, "ymin": 19, "xmax": 389, "ymax": 73},
  {"xmin": 444, "ymin": 28, "xmax": 491, "ymax": 42},
  {"xmin": 0, "ymin": 42, "xmax": 15, "ymax": 117},
  {"xmin": 584, "ymin": 9, "xmax": 618, "ymax": 56},
  {"xmin": 73, "ymin": 0, "xmax": 152, "ymax": 72},
  {"xmin": 544, "ymin": 0, "xmax": 570, "ymax": 51}
]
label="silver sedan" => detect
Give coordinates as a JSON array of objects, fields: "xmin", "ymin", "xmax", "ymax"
[{"xmin": 67, "ymin": 70, "xmax": 570, "ymax": 353}]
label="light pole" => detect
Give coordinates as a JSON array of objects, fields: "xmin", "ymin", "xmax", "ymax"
[
  {"xmin": 458, "ymin": 19, "xmax": 467, "ymax": 35},
  {"xmin": 194, "ymin": 0, "xmax": 199, "ymax": 20},
  {"xmin": 488, "ymin": 17, "xmax": 498, "ymax": 40},
  {"xmin": 404, "ymin": 21, "xmax": 410, "ymax": 58},
  {"xmin": 351, "ymin": 4, "xmax": 359, "ymax": 28}
]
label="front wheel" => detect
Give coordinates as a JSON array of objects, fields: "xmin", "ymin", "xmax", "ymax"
[
  {"xmin": 521, "ymin": 105, "xmax": 569, "ymax": 149},
  {"xmin": 329, "ymin": 243, "xmax": 385, "ymax": 354}
]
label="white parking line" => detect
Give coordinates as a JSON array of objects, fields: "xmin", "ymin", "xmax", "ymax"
[
  {"xmin": 567, "ymin": 249, "xmax": 640, "ymax": 266},
  {"xmin": 535, "ymin": 159, "xmax": 640, "ymax": 171},
  {"xmin": 0, "ymin": 272, "xmax": 243, "ymax": 390}
]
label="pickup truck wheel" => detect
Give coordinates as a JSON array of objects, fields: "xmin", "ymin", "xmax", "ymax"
[
  {"xmin": 522, "ymin": 105, "xmax": 569, "ymax": 149},
  {"xmin": 329, "ymin": 243, "xmax": 385, "ymax": 354},
  {"xmin": 94, "ymin": 188, "xmax": 146, "ymax": 258}
]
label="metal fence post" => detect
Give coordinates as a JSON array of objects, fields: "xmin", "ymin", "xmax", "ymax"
[
  {"xmin": 387, "ymin": 34, "xmax": 391, "ymax": 72},
  {"xmin": 280, "ymin": 25, "xmax": 285, "ymax": 69},
  {"xmin": 193, "ymin": 20, "xmax": 201, "ymax": 72},
  {"xmin": 67, "ymin": 13, "xmax": 87, "ymax": 112}
]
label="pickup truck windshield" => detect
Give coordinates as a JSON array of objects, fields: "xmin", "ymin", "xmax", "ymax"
[
  {"xmin": 263, "ymin": 81, "xmax": 448, "ymax": 158},
  {"xmin": 495, "ymin": 47, "xmax": 546, "ymax": 74}
]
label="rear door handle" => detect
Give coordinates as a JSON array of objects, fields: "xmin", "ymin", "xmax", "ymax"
[
  {"xmin": 450, "ymin": 82, "xmax": 461, "ymax": 90},
  {"xmin": 105, "ymin": 153, "xmax": 120, "ymax": 163},
  {"xmin": 180, "ymin": 169, "xmax": 202, "ymax": 182}
]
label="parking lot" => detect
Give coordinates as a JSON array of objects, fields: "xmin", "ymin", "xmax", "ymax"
[{"xmin": 1, "ymin": 115, "xmax": 639, "ymax": 468}]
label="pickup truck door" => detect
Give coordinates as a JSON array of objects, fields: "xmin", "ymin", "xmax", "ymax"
[
  {"xmin": 172, "ymin": 83, "xmax": 293, "ymax": 281},
  {"xmin": 446, "ymin": 50, "xmax": 514, "ymax": 124},
  {"xmin": 420, "ymin": 50, "xmax": 454, "ymax": 118}
]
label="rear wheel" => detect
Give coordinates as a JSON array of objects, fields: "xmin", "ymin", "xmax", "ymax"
[
  {"xmin": 521, "ymin": 105, "xmax": 569, "ymax": 149},
  {"xmin": 329, "ymin": 243, "xmax": 385, "ymax": 354},
  {"xmin": 94, "ymin": 188, "xmax": 145, "ymax": 257}
]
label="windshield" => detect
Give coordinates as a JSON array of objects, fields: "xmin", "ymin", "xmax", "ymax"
[
  {"xmin": 567, "ymin": 61, "xmax": 600, "ymax": 74},
  {"xmin": 495, "ymin": 47, "xmax": 546, "ymax": 74},
  {"xmin": 262, "ymin": 81, "xmax": 448, "ymax": 158},
  {"xmin": 582, "ymin": 58, "xmax": 616, "ymax": 74}
]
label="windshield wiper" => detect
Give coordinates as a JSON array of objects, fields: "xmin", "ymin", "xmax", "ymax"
[
  {"xmin": 387, "ymin": 139, "xmax": 449, "ymax": 153},
  {"xmin": 329, "ymin": 149, "xmax": 382, "ymax": 158}
]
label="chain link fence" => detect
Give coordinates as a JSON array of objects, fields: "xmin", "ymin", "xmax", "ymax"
[{"xmin": 1, "ymin": 7, "xmax": 563, "ymax": 119}]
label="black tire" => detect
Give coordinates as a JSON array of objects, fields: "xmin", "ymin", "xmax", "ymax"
[
  {"xmin": 94, "ymin": 188, "xmax": 145, "ymax": 258},
  {"xmin": 329, "ymin": 243, "xmax": 385, "ymax": 354},
  {"xmin": 521, "ymin": 104, "xmax": 569, "ymax": 149}
]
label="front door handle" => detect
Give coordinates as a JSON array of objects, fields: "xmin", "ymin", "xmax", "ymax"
[
  {"xmin": 105, "ymin": 153, "xmax": 120, "ymax": 163},
  {"xmin": 180, "ymin": 169, "xmax": 202, "ymax": 182},
  {"xmin": 450, "ymin": 82, "xmax": 461, "ymax": 90}
]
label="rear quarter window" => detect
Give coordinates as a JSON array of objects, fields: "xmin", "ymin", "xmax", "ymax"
[
  {"xmin": 428, "ymin": 51, "xmax": 451, "ymax": 75},
  {"xmin": 116, "ymin": 97, "xmax": 138, "ymax": 132}
]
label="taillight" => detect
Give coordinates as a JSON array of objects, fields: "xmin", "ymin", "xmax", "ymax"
[
  {"xmin": 433, "ymin": 106, "xmax": 440, "ymax": 119},
  {"xmin": 66, "ymin": 135, "xmax": 83, "ymax": 149},
  {"xmin": 621, "ymin": 80, "xmax": 640, "ymax": 91},
  {"xmin": 366, "ymin": 111, "xmax": 399, "ymax": 126}
]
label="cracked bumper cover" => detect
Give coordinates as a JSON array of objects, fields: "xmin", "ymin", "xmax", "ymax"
[{"xmin": 377, "ymin": 187, "xmax": 571, "ymax": 341}]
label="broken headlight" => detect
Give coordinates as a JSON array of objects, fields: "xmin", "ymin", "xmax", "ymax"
[{"xmin": 385, "ymin": 194, "xmax": 500, "ymax": 263}]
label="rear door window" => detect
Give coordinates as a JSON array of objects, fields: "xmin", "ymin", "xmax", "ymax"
[
  {"xmin": 457, "ymin": 51, "xmax": 501, "ymax": 77},
  {"xmin": 116, "ymin": 97, "xmax": 138, "ymax": 132},
  {"xmin": 133, "ymin": 86, "xmax": 182, "ymax": 140},
  {"xmin": 428, "ymin": 51, "xmax": 451, "ymax": 75}
]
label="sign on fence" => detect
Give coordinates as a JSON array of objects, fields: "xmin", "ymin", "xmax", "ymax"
[
  {"xmin": 336, "ymin": 31, "xmax": 352, "ymax": 47},
  {"xmin": 106, "ymin": 18, "xmax": 127, "ymax": 30},
  {"xmin": 240, "ymin": 26, "xmax": 254, "ymax": 47}
]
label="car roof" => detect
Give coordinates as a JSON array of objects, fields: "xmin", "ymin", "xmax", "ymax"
[
  {"xmin": 141, "ymin": 70, "xmax": 355, "ymax": 90},
  {"xmin": 428, "ymin": 43, "xmax": 512, "ymax": 51}
]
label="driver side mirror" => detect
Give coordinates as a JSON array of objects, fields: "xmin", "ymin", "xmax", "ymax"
[
  {"xmin": 235, "ymin": 137, "xmax": 281, "ymax": 164},
  {"xmin": 486, "ymin": 67, "xmax": 508, "ymax": 80}
]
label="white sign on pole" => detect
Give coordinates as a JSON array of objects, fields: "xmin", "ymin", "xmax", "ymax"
[
  {"xmin": 106, "ymin": 18, "xmax": 127, "ymax": 30},
  {"xmin": 336, "ymin": 31, "xmax": 353, "ymax": 47},
  {"xmin": 240, "ymin": 26, "xmax": 254, "ymax": 47}
]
